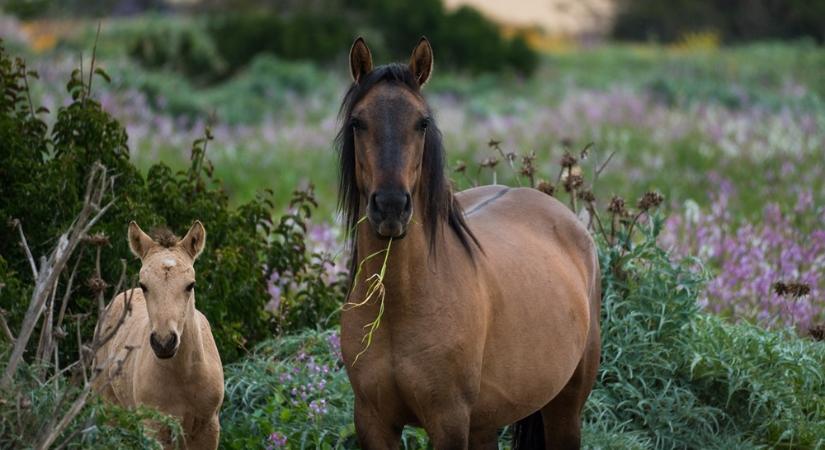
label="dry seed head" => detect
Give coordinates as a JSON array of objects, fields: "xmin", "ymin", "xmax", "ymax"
[
  {"xmin": 560, "ymin": 151, "xmax": 578, "ymax": 169},
  {"xmin": 86, "ymin": 275, "xmax": 109, "ymax": 295},
  {"xmin": 607, "ymin": 195, "xmax": 627, "ymax": 216},
  {"xmin": 536, "ymin": 180, "xmax": 555, "ymax": 196},
  {"xmin": 480, "ymin": 156, "xmax": 499, "ymax": 169},
  {"xmin": 810, "ymin": 325, "xmax": 824, "ymax": 341},
  {"xmin": 454, "ymin": 160, "xmax": 467, "ymax": 173},
  {"xmin": 637, "ymin": 191, "xmax": 664, "ymax": 211},
  {"xmin": 578, "ymin": 189, "xmax": 596, "ymax": 203},
  {"xmin": 774, "ymin": 281, "xmax": 811, "ymax": 298},
  {"xmin": 563, "ymin": 174, "xmax": 584, "ymax": 193}
]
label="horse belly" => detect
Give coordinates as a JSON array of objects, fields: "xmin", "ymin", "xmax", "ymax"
[{"xmin": 470, "ymin": 241, "xmax": 592, "ymax": 428}]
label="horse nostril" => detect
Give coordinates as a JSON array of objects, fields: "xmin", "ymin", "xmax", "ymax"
[
  {"xmin": 374, "ymin": 191, "xmax": 410, "ymax": 216},
  {"xmin": 403, "ymin": 192, "xmax": 411, "ymax": 213}
]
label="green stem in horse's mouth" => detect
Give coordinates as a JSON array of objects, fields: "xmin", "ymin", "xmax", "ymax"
[{"xmin": 344, "ymin": 237, "xmax": 393, "ymax": 364}]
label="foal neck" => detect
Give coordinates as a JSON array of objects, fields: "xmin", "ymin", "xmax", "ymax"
[{"xmin": 158, "ymin": 296, "xmax": 205, "ymax": 376}]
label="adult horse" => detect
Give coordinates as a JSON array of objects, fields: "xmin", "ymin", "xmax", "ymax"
[{"xmin": 337, "ymin": 37, "xmax": 601, "ymax": 449}]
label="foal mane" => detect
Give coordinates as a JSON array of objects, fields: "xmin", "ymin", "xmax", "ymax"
[
  {"xmin": 150, "ymin": 227, "xmax": 179, "ymax": 248},
  {"xmin": 334, "ymin": 63, "xmax": 479, "ymax": 268}
]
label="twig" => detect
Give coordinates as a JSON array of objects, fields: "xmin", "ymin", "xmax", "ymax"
[
  {"xmin": 14, "ymin": 219, "xmax": 38, "ymax": 279},
  {"xmin": 594, "ymin": 151, "xmax": 616, "ymax": 184},
  {"xmin": 0, "ymin": 309, "xmax": 15, "ymax": 343}
]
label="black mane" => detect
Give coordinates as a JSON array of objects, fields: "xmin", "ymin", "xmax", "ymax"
[{"xmin": 334, "ymin": 63, "xmax": 479, "ymax": 269}]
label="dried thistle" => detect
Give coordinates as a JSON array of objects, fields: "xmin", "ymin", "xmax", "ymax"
[
  {"xmin": 563, "ymin": 174, "xmax": 584, "ymax": 193},
  {"xmin": 487, "ymin": 139, "xmax": 502, "ymax": 148},
  {"xmin": 520, "ymin": 151, "xmax": 537, "ymax": 183},
  {"xmin": 607, "ymin": 196, "xmax": 627, "ymax": 216},
  {"xmin": 560, "ymin": 151, "xmax": 578, "ymax": 169},
  {"xmin": 536, "ymin": 180, "xmax": 555, "ymax": 196},
  {"xmin": 810, "ymin": 325, "xmax": 824, "ymax": 341},
  {"xmin": 86, "ymin": 276, "xmax": 109, "ymax": 295},
  {"xmin": 637, "ymin": 191, "xmax": 664, "ymax": 211},
  {"xmin": 480, "ymin": 156, "xmax": 499, "ymax": 169},
  {"xmin": 578, "ymin": 189, "xmax": 596, "ymax": 203},
  {"xmin": 773, "ymin": 281, "xmax": 811, "ymax": 298}
]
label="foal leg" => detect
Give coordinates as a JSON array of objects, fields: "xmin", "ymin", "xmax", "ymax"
[{"xmin": 354, "ymin": 403, "xmax": 402, "ymax": 450}]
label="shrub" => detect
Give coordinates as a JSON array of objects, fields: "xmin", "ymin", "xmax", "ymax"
[
  {"xmin": 0, "ymin": 40, "xmax": 345, "ymax": 365},
  {"xmin": 613, "ymin": 0, "xmax": 825, "ymax": 43},
  {"xmin": 0, "ymin": 345, "xmax": 184, "ymax": 449}
]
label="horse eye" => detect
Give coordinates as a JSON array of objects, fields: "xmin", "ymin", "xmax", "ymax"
[
  {"xmin": 350, "ymin": 118, "xmax": 365, "ymax": 131},
  {"xmin": 139, "ymin": 283, "xmax": 148, "ymax": 293},
  {"xmin": 186, "ymin": 282, "xmax": 195, "ymax": 293},
  {"xmin": 417, "ymin": 118, "xmax": 430, "ymax": 131}
]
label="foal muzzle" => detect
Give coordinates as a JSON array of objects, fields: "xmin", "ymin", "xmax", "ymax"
[{"xmin": 150, "ymin": 332, "xmax": 179, "ymax": 359}]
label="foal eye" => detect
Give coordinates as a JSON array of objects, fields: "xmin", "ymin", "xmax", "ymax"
[
  {"xmin": 139, "ymin": 283, "xmax": 148, "ymax": 293},
  {"xmin": 185, "ymin": 282, "xmax": 195, "ymax": 293}
]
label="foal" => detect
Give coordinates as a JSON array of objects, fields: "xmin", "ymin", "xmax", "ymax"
[{"xmin": 93, "ymin": 221, "xmax": 224, "ymax": 449}]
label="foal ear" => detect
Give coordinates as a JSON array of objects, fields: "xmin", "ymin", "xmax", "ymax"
[
  {"xmin": 179, "ymin": 220, "xmax": 206, "ymax": 260},
  {"xmin": 409, "ymin": 36, "xmax": 433, "ymax": 87},
  {"xmin": 128, "ymin": 221, "xmax": 155, "ymax": 260},
  {"xmin": 349, "ymin": 37, "xmax": 373, "ymax": 83}
]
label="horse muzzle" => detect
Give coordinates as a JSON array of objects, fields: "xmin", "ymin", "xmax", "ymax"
[
  {"xmin": 368, "ymin": 191, "xmax": 412, "ymax": 239},
  {"xmin": 149, "ymin": 331, "xmax": 179, "ymax": 359}
]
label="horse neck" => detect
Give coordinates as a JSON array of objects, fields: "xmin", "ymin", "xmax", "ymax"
[{"xmin": 353, "ymin": 195, "xmax": 434, "ymax": 298}]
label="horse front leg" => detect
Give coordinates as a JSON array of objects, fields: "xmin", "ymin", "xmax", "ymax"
[
  {"xmin": 354, "ymin": 400, "xmax": 402, "ymax": 450},
  {"xmin": 420, "ymin": 406, "xmax": 472, "ymax": 450}
]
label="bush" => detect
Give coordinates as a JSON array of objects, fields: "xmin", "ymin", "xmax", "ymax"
[
  {"xmin": 0, "ymin": 40, "xmax": 345, "ymax": 365},
  {"xmin": 613, "ymin": 0, "xmax": 825, "ymax": 43},
  {"xmin": 207, "ymin": 11, "xmax": 352, "ymax": 71},
  {"xmin": 0, "ymin": 345, "xmax": 184, "ymax": 449}
]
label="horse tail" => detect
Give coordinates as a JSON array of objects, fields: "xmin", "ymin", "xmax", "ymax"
[{"xmin": 511, "ymin": 410, "xmax": 545, "ymax": 450}]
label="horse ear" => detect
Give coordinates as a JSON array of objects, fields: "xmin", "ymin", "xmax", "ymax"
[
  {"xmin": 179, "ymin": 220, "xmax": 206, "ymax": 260},
  {"xmin": 128, "ymin": 221, "xmax": 155, "ymax": 260},
  {"xmin": 409, "ymin": 36, "xmax": 433, "ymax": 87},
  {"xmin": 349, "ymin": 37, "xmax": 373, "ymax": 83}
]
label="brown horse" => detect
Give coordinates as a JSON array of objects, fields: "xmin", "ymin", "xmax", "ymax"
[
  {"xmin": 93, "ymin": 221, "xmax": 224, "ymax": 449},
  {"xmin": 337, "ymin": 37, "xmax": 601, "ymax": 449}
]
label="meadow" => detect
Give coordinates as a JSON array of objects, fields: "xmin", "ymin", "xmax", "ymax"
[{"xmin": 1, "ymin": 13, "xmax": 824, "ymax": 449}]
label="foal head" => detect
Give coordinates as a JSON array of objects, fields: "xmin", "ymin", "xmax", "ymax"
[
  {"xmin": 337, "ymin": 37, "xmax": 476, "ymax": 253},
  {"xmin": 127, "ymin": 221, "xmax": 206, "ymax": 359}
]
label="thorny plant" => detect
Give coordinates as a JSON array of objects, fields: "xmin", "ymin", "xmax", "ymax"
[{"xmin": 465, "ymin": 139, "xmax": 662, "ymax": 258}]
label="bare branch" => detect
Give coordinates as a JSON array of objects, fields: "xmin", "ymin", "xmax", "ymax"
[
  {"xmin": 1, "ymin": 163, "xmax": 113, "ymax": 389},
  {"xmin": 0, "ymin": 309, "xmax": 15, "ymax": 343},
  {"xmin": 14, "ymin": 219, "xmax": 38, "ymax": 279}
]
